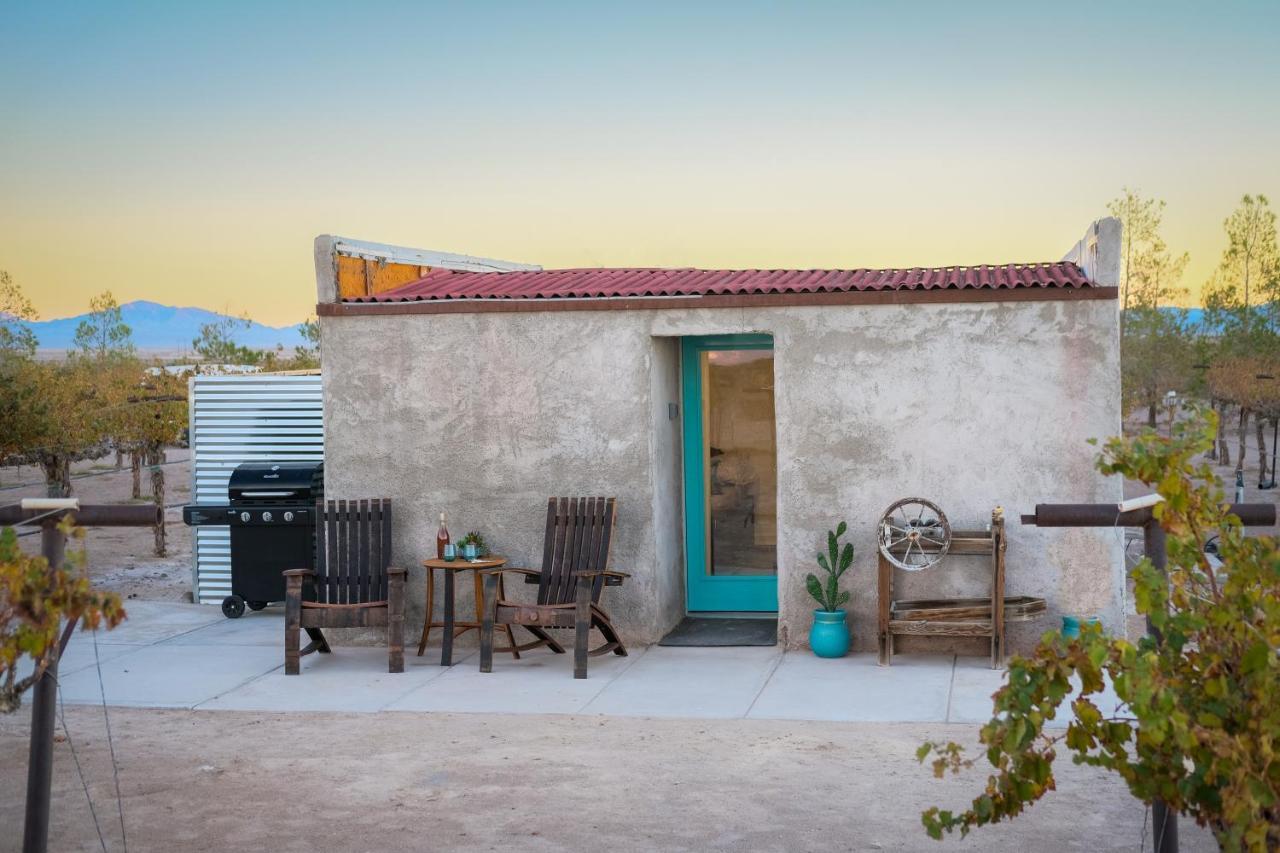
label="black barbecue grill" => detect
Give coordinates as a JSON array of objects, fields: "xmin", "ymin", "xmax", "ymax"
[{"xmin": 183, "ymin": 461, "xmax": 324, "ymax": 618}]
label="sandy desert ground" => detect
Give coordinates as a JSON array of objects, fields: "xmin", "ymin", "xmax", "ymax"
[{"xmin": 0, "ymin": 707, "xmax": 1219, "ymax": 853}]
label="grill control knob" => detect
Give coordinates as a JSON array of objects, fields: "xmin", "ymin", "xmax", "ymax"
[
  {"xmin": 261, "ymin": 511, "xmax": 273, "ymax": 523},
  {"xmin": 239, "ymin": 511, "xmax": 250, "ymax": 523},
  {"xmin": 283, "ymin": 511, "xmax": 295, "ymax": 522}
]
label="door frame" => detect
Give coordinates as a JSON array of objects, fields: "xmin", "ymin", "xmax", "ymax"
[{"xmin": 681, "ymin": 334, "xmax": 778, "ymax": 613}]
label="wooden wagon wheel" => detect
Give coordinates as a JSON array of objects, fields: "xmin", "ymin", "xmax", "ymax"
[{"xmin": 878, "ymin": 497, "xmax": 951, "ymax": 571}]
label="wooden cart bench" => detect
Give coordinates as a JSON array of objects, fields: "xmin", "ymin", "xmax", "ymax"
[{"xmin": 877, "ymin": 507, "xmax": 1044, "ymax": 669}]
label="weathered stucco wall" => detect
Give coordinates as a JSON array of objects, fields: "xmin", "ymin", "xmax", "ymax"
[{"xmin": 321, "ymin": 296, "xmax": 1121, "ymax": 653}]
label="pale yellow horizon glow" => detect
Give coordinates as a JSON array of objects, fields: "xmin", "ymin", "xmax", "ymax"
[{"xmin": 5, "ymin": 171, "xmax": 1265, "ymax": 326}]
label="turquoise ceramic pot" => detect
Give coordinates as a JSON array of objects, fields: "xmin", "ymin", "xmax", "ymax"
[
  {"xmin": 810, "ymin": 609, "xmax": 851, "ymax": 658},
  {"xmin": 1061, "ymin": 615, "xmax": 1101, "ymax": 639}
]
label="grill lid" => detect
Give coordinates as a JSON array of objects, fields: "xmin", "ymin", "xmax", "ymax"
[{"xmin": 228, "ymin": 461, "xmax": 324, "ymax": 502}]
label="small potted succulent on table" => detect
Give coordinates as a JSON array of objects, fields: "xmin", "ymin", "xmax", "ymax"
[
  {"xmin": 806, "ymin": 521, "xmax": 853, "ymax": 658},
  {"xmin": 457, "ymin": 531, "xmax": 488, "ymax": 561}
]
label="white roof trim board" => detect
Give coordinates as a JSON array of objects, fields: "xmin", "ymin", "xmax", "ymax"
[
  {"xmin": 332, "ymin": 237, "xmax": 541, "ymax": 273},
  {"xmin": 189, "ymin": 373, "xmax": 324, "ymax": 605}
]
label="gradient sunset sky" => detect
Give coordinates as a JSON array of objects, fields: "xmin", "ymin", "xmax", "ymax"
[{"xmin": 4, "ymin": 1, "xmax": 1279, "ymax": 325}]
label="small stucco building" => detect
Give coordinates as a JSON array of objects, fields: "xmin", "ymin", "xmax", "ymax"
[{"xmin": 314, "ymin": 220, "xmax": 1123, "ymax": 654}]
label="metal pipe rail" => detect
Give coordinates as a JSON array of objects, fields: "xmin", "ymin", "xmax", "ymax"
[
  {"xmin": 1021, "ymin": 503, "xmax": 1275, "ymax": 528},
  {"xmin": 0, "ymin": 504, "xmax": 162, "ymax": 527}
]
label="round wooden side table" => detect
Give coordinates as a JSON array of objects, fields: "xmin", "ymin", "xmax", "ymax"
[{"xmin": 418, "ymin": 556, "xmax": 520, "ymax": 666}]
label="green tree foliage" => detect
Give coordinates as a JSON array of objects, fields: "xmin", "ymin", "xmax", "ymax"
[
  {"xmin": 110, "ymin": 368, "xmax": 187, "ymax": 452},
  {"xmin": 1199, "ymin": 195, "xmax": 1280, "ymax": 471},
  {"xmin": 72, "ymin": 290, "xmax": 134, "ymax": 361},
  {"xmin": 0, "ymin": 274, "xmax": 41, "ymax": 467},
  {"xmin": 917, "ymin": 411, "xmax": 1279, "ymax": 850},
  {"xmin": 191, "ymin": 313, "xmax": 319, "ymax": 372},
  {"xmin": 292, "ymin": 317, "xmax": 320, "ymax": 369},
  {"xmin": 1207, "ymin": 355, "xmax": 1280, "ymax": 480},
  {"xmin": 1108, "ymin": 189, "xmax": 1181, "ymax": 325},
  {"xmin": 1107, "ymin": 190, "xmax": 1194, "ymax": 426},
  {"xmin": 0, "ymin": 289, "xmax": 186, "ymax": 506},
  {"xmin": 0, "ymin": 520, "xmax": 126, "ymax": 713},
  {"xmin": 0, "ymin": 271, "xmax": 38, "ymax": 361},
  {"xmin": 1124, "ymin": 307, "xmax": 1194, "ymax": 429},
  {"xmin": 69, "ymin": 293, "xmax": 147, "ymax": 494},
  {"xmin": 1204, "ymin": 194, "xmax": 1280, "ymax": 346},
  {"xmin": 192, "ymin": 314, "xmax": 262, "ymax": 365},
  {"xmin": 107, "ymin": 364, "xmax": 187, "ymax": 555},
  {"xmin": 0, "ymin": 360, "xmax": 44, "ymax": 469},
  {"xmin": 0, "ymin": 360, "xmax": 111, "ymax": 496}
]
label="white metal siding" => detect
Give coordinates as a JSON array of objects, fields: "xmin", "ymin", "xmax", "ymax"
[{"xmin": 189, "ymin": 374, "xmax": 323, "ymax": 603}]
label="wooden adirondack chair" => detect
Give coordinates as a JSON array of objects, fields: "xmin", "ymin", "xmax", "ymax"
[
  {"xmin": 283, "ymin": 498, "xmax": 407, "ymax": 675},
  {"xmin": 479, "ymin": 497, "xmax": 629, "ymax": 679}
]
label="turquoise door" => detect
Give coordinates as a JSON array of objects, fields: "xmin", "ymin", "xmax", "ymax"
[{"xmin": 682, "ymin": 335, "xmax": 778, "ymax": 612}]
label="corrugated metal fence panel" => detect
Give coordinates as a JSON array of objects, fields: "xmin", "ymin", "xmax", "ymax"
[{"xmin": 190, "ymin": 374, "xmax": 324, "ymax": 604}]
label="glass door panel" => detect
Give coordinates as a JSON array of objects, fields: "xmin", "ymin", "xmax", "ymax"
[{"xmin": 705, "ymin": 349, "xmax": 777, "ymax": 576}]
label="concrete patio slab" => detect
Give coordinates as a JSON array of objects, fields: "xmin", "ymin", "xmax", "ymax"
[
  {"xmin": 389, "ymin": 647, "xmax": 640, "ymax": 714},
  {"xmin": 947, "ymin": 656, "xmax": 1009, "ymax": 723},
  {"xmin": 87, "ymin": 600, "xmax": 224, "ymax": 645},
  {"xmin": 42, "ymin": 603, "xmax": 1134, "ymax": 729},
  {"xmin": 54, "ymin": 643, "xmax": 281, "ymax": 709},
  {"xmin": 749, "ymin": 652, "xmax": 955, "ymax": 722},
  {"xmin": 11, "ymin": 636, "xmax": 147, "ymax": 683},
  {"xmin": 583, "ymin": 645, "xmax": 781, "ymax": 718},
  {"xmin": 161, "ymin": 610, "xmax": 285, "ymax": 646},
  {"xmin": 199, "ymin": 646, "xmax": 451, "ymax": 712}
]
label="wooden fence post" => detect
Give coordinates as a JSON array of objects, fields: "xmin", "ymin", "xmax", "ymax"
[{"xmin": 150, "ymin": 462, "xmax": 166, "ymax": 557}]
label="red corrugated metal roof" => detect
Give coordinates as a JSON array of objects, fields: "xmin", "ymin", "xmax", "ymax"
[{"xmin": 348, "ymin": 262, "xmax": 1095, "ymax": 303}]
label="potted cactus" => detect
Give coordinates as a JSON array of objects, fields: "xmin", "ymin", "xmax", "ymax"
[{"xmin": 806, "ymin": 521, "xmax": 853, "ymax": 657}]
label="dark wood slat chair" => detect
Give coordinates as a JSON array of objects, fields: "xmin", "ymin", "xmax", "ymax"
[
  {"xmin": 283, "ymin": 498, "xmax": 407, "ymax": 675},
  {"xmin": 479, "ymin": 497, "xmax": 629, "ymax": 679}
]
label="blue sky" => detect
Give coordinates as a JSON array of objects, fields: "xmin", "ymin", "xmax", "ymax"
[{"xmin": 3, "ymin": 1, "xmax": 1278, "ymax": 323}]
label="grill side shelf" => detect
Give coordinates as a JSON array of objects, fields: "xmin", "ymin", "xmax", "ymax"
[{"xmin": 183, "ymin": 505, "xmax": 232, "ymax": 526}]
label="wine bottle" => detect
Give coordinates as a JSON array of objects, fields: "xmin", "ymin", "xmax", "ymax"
[{"xmin": 436, "ymin": 512, "xmax": 450, "ymax": 559}]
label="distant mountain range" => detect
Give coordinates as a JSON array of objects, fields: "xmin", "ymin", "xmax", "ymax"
[
  {"xmin": 13, "ymin": 301, "xmax": 1216, "ymax": 354},
  {"xmin": 1179, "ymin": 308, "xmax": 1205, "ymax": 327},
  {"xmin": 21, "ymin": 301, "xmax": 308, "ymax": 353}
]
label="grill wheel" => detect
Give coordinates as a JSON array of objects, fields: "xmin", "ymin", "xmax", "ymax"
[
  {"xmin": 222, "ymin": 595, "xmax": 246, "ymax": 619},
  {"xmin": 247, "ymin": 600, "xmax": 268, "ymax": 611}
]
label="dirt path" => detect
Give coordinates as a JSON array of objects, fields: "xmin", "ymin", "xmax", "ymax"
[
  {"xmin": 0, "ymin": 706, "xmax": 1216, "ymax": 853},
  {"xmin": 4, "ymin": 451, "xmax": 193, "ymax": 602}
]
